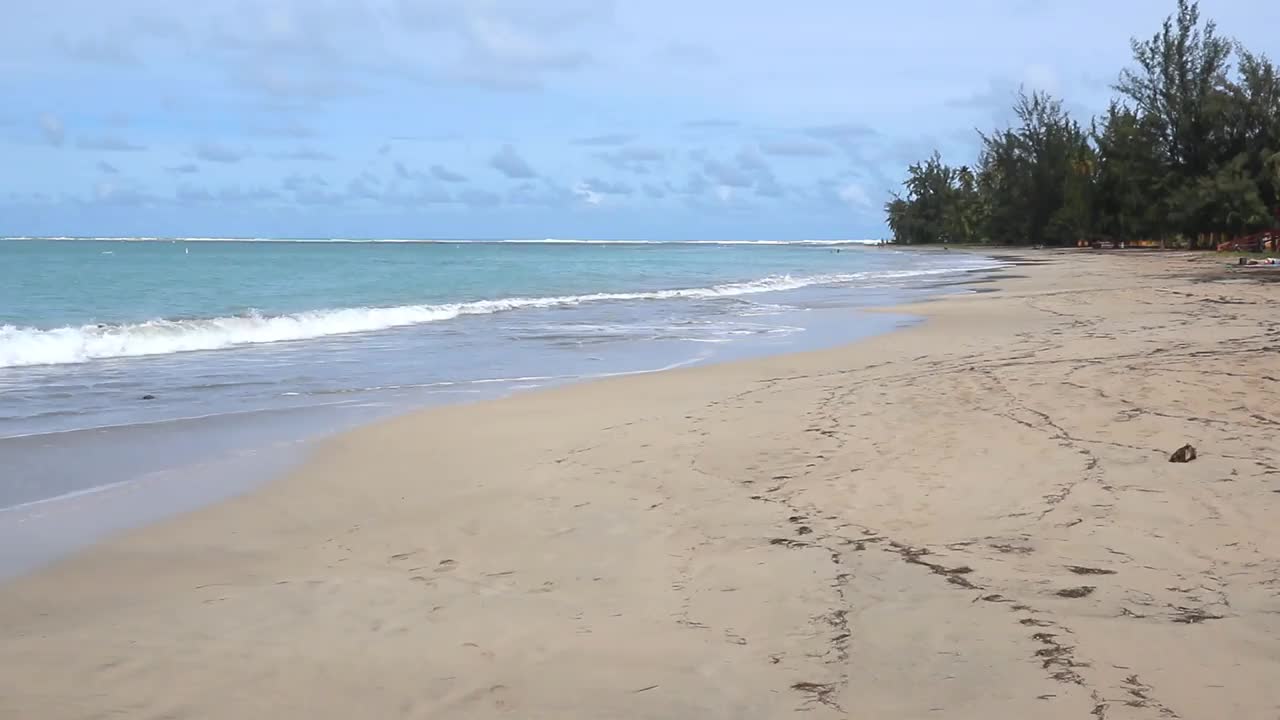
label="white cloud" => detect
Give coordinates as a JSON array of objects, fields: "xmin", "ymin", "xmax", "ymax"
[
  {"xmin": 92, "ymin": 179, "xmax": 152, "ymax": 205},
  {"xmin": 39, "ymin": 113, "xmax": 64, "ymax": 146},
  {"xmin": 698, "ymin": 148, "xmax": 782, "ymax": 197},
  {"xmin": 837, "ymin": 182, "xmax": 871, "ymax": 208},
  {"xmin": 1023, "ymin": 63, "xmax": 1060, "ymax": 94},
  {"xmin": 596, "ymin": 146, "xmax": 664, "ymax": 174},
  {"xmin": 195, "ymin": 0, "xmax": 608, "ymax": 97},
  {"xmin": 573, "ymin": 182, "xmax": 602, "ymax": 205},
  {"xmin": 577, "ymin": 177, "xmax": 632, "ymax": 200},
  {"xmin": 759, "ymin": 140, "xmax": 835, "ymax": 158}
]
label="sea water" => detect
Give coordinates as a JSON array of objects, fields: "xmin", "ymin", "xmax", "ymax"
[{"xmin": 0, "ymin": 238, "xmax": 999, "ymax": 574}]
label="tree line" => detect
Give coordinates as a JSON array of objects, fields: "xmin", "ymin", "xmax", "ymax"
[{"xmin": 885, "ymin": 0, "xmax": 1280, "ymax": 247}]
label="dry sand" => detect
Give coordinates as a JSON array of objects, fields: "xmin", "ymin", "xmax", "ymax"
[{"xmin": 3, "ymin": 251, "xmax": 1279, "ymax": 719}]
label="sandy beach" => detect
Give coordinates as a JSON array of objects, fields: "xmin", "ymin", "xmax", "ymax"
[{"xmin": 3, "ymin": 250, "xmax": 1278, "ymax": 719}]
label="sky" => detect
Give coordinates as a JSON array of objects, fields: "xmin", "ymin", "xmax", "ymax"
[{"xmin": 2, "ymin": 0, "xmax": 1277, "ymax": 240}]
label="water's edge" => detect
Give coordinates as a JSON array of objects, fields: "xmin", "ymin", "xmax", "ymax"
[{"xmin": 0, "ymin": 261, "xmax": 1001, "ymax": 581}]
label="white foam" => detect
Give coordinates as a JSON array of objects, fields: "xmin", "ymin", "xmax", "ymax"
[
  {"xmin": 442, "ymin": 238, "xmax": 885, "ymax": 246},
  {"xmin": 0, "ymin": 264, "xmax": 998, "ymax": 369},
  {"xmin": 3, "ymin": 236, "xmax": 888, "ymax": 246},
  {"xmin": 0, "ymin": 480, "xmax": 134, "ymax": 514}
]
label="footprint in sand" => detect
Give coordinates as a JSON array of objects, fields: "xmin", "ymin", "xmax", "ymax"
[
  {"xmin": 436, "ymin": 559, "xmax": 458, "ymax": 573},
  {"xmin": 490, "ymin": 684, "xmax": 510, "ymax": 709},
  {"xmin": 462, "ymin": 643, "xmax": 496, "ymax": 660}
]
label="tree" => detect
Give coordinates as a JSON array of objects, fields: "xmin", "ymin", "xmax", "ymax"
[
  {"xmin": 882, "ymin": 0, "xmax": 1279, "ymax": 249},
  {"xmin": 975, "ymin": 128, "xmax": 1027, "ymax": 245},
  {"xmin": 976, "ymin": 90, "xmax": 1093, "ymax": 245},
  {"xmin": 1194, "ymin": 155, "xmax": 1270, "ymax": 236},
  {"xmin": 1226, "ymin": 48, "xmax": 1280, "ymax": 229},
  {"xmin": 886, "ymin": 152, "xmax": 969, "ymax": 244},
  {"xmin": 1115, "ymin": 0, "xmax": 1231, "ymax": 176},
  {"xmin": 1092, "ymin": 103, "xmax": 1168, "ymax": 242},
  {"xmin": 945, "ymin": 166, "xmax": 985, "ymax": 244}
]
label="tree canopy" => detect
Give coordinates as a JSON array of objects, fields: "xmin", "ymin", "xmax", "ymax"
[{"xmin": 885, "ymin": 0, "xmax": 1280, "ymax": 246}]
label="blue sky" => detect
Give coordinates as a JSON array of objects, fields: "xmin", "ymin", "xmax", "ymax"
[{"xmin": 3, "ymin": 0, "xmax": 1277, "ymax": 240}]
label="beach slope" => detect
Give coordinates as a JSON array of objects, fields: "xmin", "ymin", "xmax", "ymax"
[{"xmin": 3, "ymin": 251, "xmax": 1278, "ymax": 719}]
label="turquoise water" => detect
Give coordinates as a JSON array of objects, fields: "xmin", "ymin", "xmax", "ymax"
[
  {"xmin": 0, "ymin": 238, "xmax": 999, "ymax": 514},
  {"xmin": 3, "ymin": 239, "xmax": 930, "ymax": 332}
]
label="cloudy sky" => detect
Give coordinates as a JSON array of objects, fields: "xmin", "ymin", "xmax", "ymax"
[{"xmin": 2, "ymin": 0, "xmax": 1276, "ymax": 240}]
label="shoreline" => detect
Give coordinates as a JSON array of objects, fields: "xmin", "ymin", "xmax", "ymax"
[
  {"xmin": 0, "ymin": 260, "xmax": 962, "ymax": 579},
  {"xmin": 4, "ymin": 250, "xmax": 1278, "ymax": 718}
]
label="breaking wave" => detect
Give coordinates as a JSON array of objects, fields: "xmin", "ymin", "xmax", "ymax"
[
  {"xmin": 3, "ymin": 236, "xmax": 887, "ymax": 246},
  {"xmin": 0, "ymin": 266, "xmax": 991, "ymax": 368}
]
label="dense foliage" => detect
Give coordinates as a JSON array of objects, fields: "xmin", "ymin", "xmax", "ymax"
[{"xmin": 885, "ymin": 0, "xmax": 1280, "ymax": 246}]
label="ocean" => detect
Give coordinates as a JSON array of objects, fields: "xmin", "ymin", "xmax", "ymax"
[{"xmin": 0, "ymin": 237, "xmax": 998, "ymax": 574}]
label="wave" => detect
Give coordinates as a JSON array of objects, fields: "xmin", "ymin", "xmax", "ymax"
[
  {"xmin": 4, "ymin": 236, "xmax": 886, "ymax": 246},
  {"xmin": 496, "ymin": 238, "xmax": 885, "ymax": 246},
  {"xmin": 0, "ymin": 265, "xmax": 996, "ymax": 369},
  {"xmin": 0, "ymin": 480, "xmax": 134, "ymax": 514}
]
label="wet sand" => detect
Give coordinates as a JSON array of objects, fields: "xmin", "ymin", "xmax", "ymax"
[{"xmin": 3, "ymin": 250, "xmax": 1278, "ymax": 719}]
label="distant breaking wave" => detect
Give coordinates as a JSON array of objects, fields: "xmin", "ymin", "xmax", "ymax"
[
  {"xmin": 494, "ymin": 238, "xmax": 886, "ymax": 246},
  {"xmin": 0, "ymin": 266, "xmax": 983, "ymax": 368},
  {"xmin": 2, "ymin": 236, "xmax": 886, "ymax": 246}
]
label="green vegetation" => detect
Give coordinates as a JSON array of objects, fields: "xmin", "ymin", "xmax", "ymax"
[{"xmin": 885, "ymin": 0, "xmax": 1280, "ymax": 247}]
